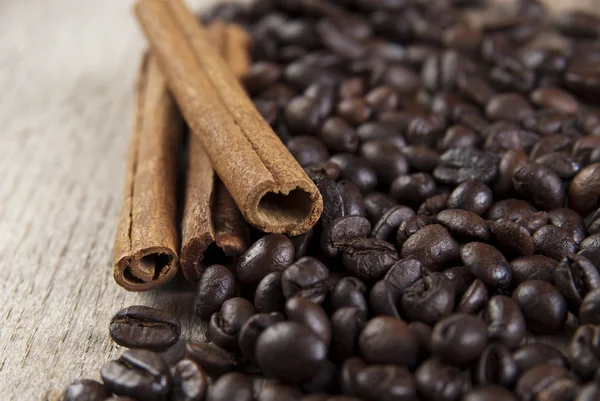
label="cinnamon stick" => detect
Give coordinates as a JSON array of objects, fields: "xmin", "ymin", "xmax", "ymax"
[
  {"xmin": 135, "ymin": 0, "xmax": 323, "ymax": 236},
  {"xmin": 113, "ymin": 54, "xmax": 183, "ymax": 291},
  {"xmin": 180, "ymin": 22, "xmax": 250, "ymax": 283}
]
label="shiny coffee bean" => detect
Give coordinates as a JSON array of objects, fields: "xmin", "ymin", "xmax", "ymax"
[
  {"xmin": 437, "ymin": 209, "xmax": 489, "ymax": 242},
  {"xmin": 330, "ymin": 153, "xmax": 378, "ymax": 193},
  {"xmin": 401, "ymin": 224, "xmax": 460, "ymax": 271},
  {"xmin": 286, "ymin": 297, "xmax": 331, "ymax": 346},
  {"xmin": 509, "ymin": 255, "xmax": 557, "ymax": 285},
  {"xmin": 396, "ymin": 215, "xmax": 437, "ymax": 247},
  {"xmin": 570, "ymin": 324, "xmax": 600, "ymax": 380},
  {"xmin": 207, "ymin": 372, "xmax": 253, "ymax": 401},
  {"xmin": 401, "ymin": 145, "xmax": 441, "ymax": 172},
  {"xmin": 415, "ymin": 358, "xmax": 464, "ymax": 401},
  {"xmin": 512, "ymin": 280, "xmax": 567, "ymax": 334},
  {"xmin": 463, "ymin": 385, "xmax": 517, "ymax": 401},
  {"xmin": 475, "ymin": 344, "xmax": 519, "ymax": 388},
  {"xmin": 438, "ymin": 124, "xmax": 478, "ymax": 151},
  {"xmin": 569, "ymin": 163, "xmax": 600, "ymax": 214},
  {"xmin": 512, "ymin": 163, "xmax": 565, "ymax": 211},
  {"xmin": 238, "ymin": 312, "xmax": 285, "ymax": 364},
  {"xmin": 443, "ymin": 265, "xmax": 476, "ymax": 297},
  {"xmin": 170, "ymin": 359, "xmax": 208, "ymax": 401},
  {"xmin": 63, "ymin": 379, "xmax": 109, "ymax": 401},
  {"xmin": 195, "ymin": 265, "xmax": 237, "ymax": 319},
  {"xmin": 354, "ymin": 364, "xmax": 417, "ymax": 401},
  {"xmin": 282, "ymin": 257, "xmax": 329, "ymax": 304},
  {"xmin": 457, "ymin": 279, "xmax": 488, "ymax": 315},
  {"xmin": 330, "ymin": 306, "xmax": 366, "ymax": 363},
  {"xmin": 484, "ymin": 295, "xmax": 526, "ymax": 349},
  {"xmin": 515, "ymin": 364, "xmax": 577, "ymax": 401},
  {"xmin": 447, "ymin": 179, "xmax": 493, "ymax": 216},
  {"xmin": 258, "ymin": 382, "xmax": 303, "ymax": 401},
  {"xmin": 342, "ymin": 238, "xmax": 399, "ymax": 281},
  {"xmin": 109, "ymin": 306, "xmax": 180, "ymax": 351},
  {"xmin": 434, "ymin": 148, "xmax": 498, "ymax": 185},
  {"xmin": 490, "ymin": 219, "xmax": 535, "ymax": 259},
  {"xmin": 532, "ymin": 225, "xmax": 577, "ymax": 261},
  {"xmin": 418, "ymin": 193, "xmax": 450, "ymax": 217},
  {"xmin": 331, "ymin": 277, "xmax": 369, "ymax": 317},
  {"xmin": 530, "ymin": 87, "xmax": 579, "ymax": 115},
  {"xmin": 555, "ymin": 254, "xmax": 600, "ymax": 313},
  {"xmin": 209, "ymin": 298, "xmax": 255, "ymax": 350},
  {"xmin": 512, "ymin": 343, "xmax": 567, "ymax": 372},
  {"xmin": 555, "ymin": 10, "xmax": 600, "ymax": 38},
  {"xmin": 487, "ymin": 199, "xmax": 537, "ymax": 222},
  {"xmin": 401, "ymin": 272, "xmax": 455, "ymax": 325},
  {"xmin": 254, "ymin": 272, "xmax": 285, "ymax": 313},
  {"xmin": 580, "ymin": 289, "xmax": 600, "ymax": 325},
  {"xmin": 360, "ymin": 139, "xmax": 409, "ymax": 184},
  {"xmin": 338, "ymin": 180, "xmax": 366, "ymax": 218},
  {"xmin": 432, "ymin": 313, "xmax": 488, "ymax": 365},
  {"xmin": 359, "ymin": 316, "xmax": 419, "ymax": 368},
  {"xmin": 390, "ymin": 173, "xmax": 437, "ymax": 208},
  {"xmin": 337, "ymin": 98, "xmax": 372, "ymax": 126},
  {"xmin": 461, "ymin": 242, "xmax": 511, "ymax": 289},
  {"xmin": 486, "ymin": 93, "xmax": 534, "ymax": 122},
  {"xmin": 548, "ymin": 208, "xmax": 586, "ymax": 245},
  {"xmin": 310, "ymin": 171, "xmax": 345, "ymax": 225},
  {"xmin": 321, "ymin": 216, "xmax": 371, "ymax": 258},
  {"xmin": 370, "ymin": 205, "xmax": 415, "ymax": 243},
  {"xmin": 363, "ymin": 192, "xmax": 398, "ymax": 224},
  {"xmin": 287, "ymin": 136, "xmax": 330, "ymax": 167},
  {"xmin": 319, "ymin": 117, "xmax": 359, "ymax": 154},
  {"xmin": 185, "ymin": 341, "xmax": 239, "ymax": 377},
  {"xmin": 237, "ymin": 234, "xmax": 295, "ymax": 287}
]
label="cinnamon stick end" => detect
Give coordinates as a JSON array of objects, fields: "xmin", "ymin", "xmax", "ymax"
[
  {"xmin": 114, "ymin": 247, "xmax": 178, "ymax": 291},
  {"xmin": 180, "ymin": 234, "xmax": 213, "ymax": 284}
]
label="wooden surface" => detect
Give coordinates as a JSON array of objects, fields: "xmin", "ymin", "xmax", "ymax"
[{"xmin": 0, "ymin": 0, "xmax": 597, "ymax": 399}]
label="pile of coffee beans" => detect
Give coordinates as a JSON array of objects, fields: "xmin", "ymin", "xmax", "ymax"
[{"xmin": 64, "ymin": 0, "xmax": 600, "ymax": 400}]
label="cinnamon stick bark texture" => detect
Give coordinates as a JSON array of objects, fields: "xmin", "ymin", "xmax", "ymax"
[
  {"xmin": 180, "ymin": 21, "xmax": 250, "ymax": 284},
  {"xmin": 113, "ymin": 54, "xmax": 183, "ymax": 291},
  {"xmin": 135, "ymin": 0, "xmax": 323, "ymax": 236}
]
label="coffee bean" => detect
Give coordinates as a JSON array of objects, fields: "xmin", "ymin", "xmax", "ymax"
[
  {"xmin": 359, "ymin": 316, "xmax": 419, "ymax": 368},
  {"xmin": 319, "ymin": 117, "xmax": 359, "ymax": 154},
  {"xmin": 434, "ymin": 148, "xmax": 498, "ymax": 185},
  {"xmin": 486, "ymin": 93, "xmax": 534, "ymax": 122},
  {"xmin": 282, "ymin": 257, "xmax": 329, "ymax": 304},
  {"xmin": 360, "ymin": 139, "xmax": 409, "ymax": 184},
  {"xmin": 569, "ymin": 163, "xmax": 600, "ymax": 214},
  {"xmin": 238, "ymin": 312, "xmax": 285, "ymax": 364},
  {"xmin": 331, "ymin": 277, "xmax": 369, "ymax": 316},
  {"xmin": 494, "ymin": 149, "xmax": 528, "ymax": 197},
  {"xmin": 287, "ymin": 136, "xmax": 330, "ymax": 167},
  {"xmin": 209, "ymin": 298, "xmax": 255, "ymax": 350},
  {"xmin": 415, "ymin": 358, "xmax": 464, "ymax": 401},
  {"xmin": 237, "ymin": 234, "xmax": 295, "ymax": 287},
  {"xmin": 396, "ymin": 215, "xmax": 437, "ymax": 247},
  {"xmin": 185, "ymin": 341, "xmax": 239, "ymax": 377},
  {"xmin": 532, "ymin": 225, "xmax": 577, "ymax": 261},
  {"xmin": 170, "ymin": 359, "xmax": 208, "ymax": 401},
  {"xmin": 256, "ymin": 321, "xmax": 327, "ymax": 383},
  {"xmin": 342, "ymin": 238, "xmax": 399, "ymax": 281},
  {"xmin": 369, "ymin": 280, "xmax": 401, "ymax": 319},
  {"xmin": 463, "ymin": 385, "xmax": 518, "ymax": 401},
  {"xmin": 437, "ymin": 209, "xmax": 490, "ymax": 242},
  {"xmin": 577, "ymin": 383, "xmax": 600, "ymax": 401},
  {"xmin": 330, "ymin": 153, "xmax": 378, "ymax": 193},
  {"xmin": 530, "ymin": 87, "xmax": 579, "ymax": 115},
  {"xmin": 548, "ymin": 208, "xmax": 586, "ymax": 245},
  {"xmin": 580, "ymin": 289, "xmax": 600, "ymax": 325},
  {"xmin": 555, "ymin": 254, "xmax": 600, "ymax": 313},
  {"xmin": 258, "ymin": 383, "xmax": 304, "ymax": 401},
  {"xmin": 484, "ymin": 296, "xmax": 526, "ymax": 349},
  {"xmin": 513, "ymin": 343, "xmax": 567, "ymax": 372},
  {"xmin": 458, "ymin": 74, "xmax": 496, "ymax": 107},
  {"xmin": 307, "ymin": 161, "xmax": 341, "ymax": 181},
  {"xmin": 432, "ymin": 313, "xmax": 488, "ymax": 365},
  {"xmin": 406, "ymin": 114, "xmax": 446, "ymax": 147},
  {"xmin": 286, "ymin": 297, "xmax": 331, "ymax": 346},
  {"xmin": 447, "ymin": 179, "xmax": 493, "ymax": 216},
  {"xmin": 570, "ymin": 324, "xmax": 600, "ymax": 380},
  {"xmin": 244, "ymin": 61, "xmax": 281, "ymax": 95},
  {"xmin": 401, "ymin": 272, "xmax": 455, "ymax": 325},
  {"xmin": 63, "ymin": 379, "xmax": 109, "ymax": 401},
  {"xmin": 337, "ymin": 180, "xmax": 365, "ymax": 218},
  {"xmin": 490, "ymin": 219, "xmax": 534, "ymax": 258},
  {"xmin": 370, "ymin": 205, "xmax": 414, "ymax": 243},
  {"xmin": 461, "ymin": 242, "xmax": 511, "ymax": 289},
  {"xmin": 515, "ymin": 364, "xmax": 577, "ymax": 401},
  {"xmin": 512, "ymin": 163, "xmax": 565, "ymax": 211},
  {"xmin": 512, "ymin": 280, "xmax": 567, "ymax": 334},
  {"xmin": 475, "ymin": 344, "xmax": 519, "ymax": 388},
  {"xmin": 401, "ymin": 145, "xmax": 441, "ymax": 172},
  {"xmin": 254, "ymin": 272, "xmax": 285, "ymax": 313},
  {"xmin": 509, "ymin": 255, "xmax": 557, "ymax": 285},
  {"xmin": 390, "ymin": 173, "xmax": 437, "ymax": 208},
  {"xmin": 563, "ymin": 58, "xmax": 600, "ymax": 104},
  {"xmin": 109, "ymin": 306, "xmax": 180, "ymax": 351},
  {"xmin": 354, "ymin": 364, "xmax": 417, "ymax": 401},
  {"xmin": 580, "ymin": 233, "xmax": 600, "ymax": 251},
  {"xmin": 418, "ymin": 193, "xmax": 450, "ymax": 217},
  {"xmin": 285, "ymin": 95, "xmax": 323, "ymax": 135},
  {"xmin": 438, "ymin": 124, "xmax": 478, "ymax": 151},
  {"xmin": 443, "ymin": 265, "xmax": 476, "ymax": 297},
  {"xmin": 457, "ymin": 279, "xmax": 488, "ymax": 314},
  {"xmin": 310, "ymin": 171, "xmax": 345, "ymax": 225},
  {"xmin": 195, "ymin": 265, "xmax": 237, "ymax": 319},
  {"xmin": 489, "ymin": 58, "xmax": 536, "ymax": 93},
  {"xmin": 337, "ymin": 98, "xmax": 372, "ymax": 126},
  {"xmin": 100, "ymin": 350, "xmax": 171, "ymax": 401},
  {"xmin": 401, "ymin": 224, "xmax": 460, "ymax": 271},
  {"xmin": 207, "ymin": 372, "xmax": 253, "ymax": 401},
  {"xmin": 514, "ymin": 211, "xmax": 549, "ymax": 234},
  {"xmin": 363, "ymin": 192, "xmax": 398, "ymax": 224},
  {"xmin": 321, "ymin": 216, "xmax": 371, "ymax": 258}
]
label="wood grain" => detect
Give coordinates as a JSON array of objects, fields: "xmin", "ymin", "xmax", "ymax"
[{"xmin": 0, "ymin": 0, "xmax": 596, "ymax": 400}]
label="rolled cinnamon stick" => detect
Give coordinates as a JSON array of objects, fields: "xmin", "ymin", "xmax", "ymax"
[
  {"xmin": 113, "ymin": 54, "xmax": 183, "ymax": 291},
  {"xmin": 135, "ymin": 0, "xmax": 323, "ymax": 236}
]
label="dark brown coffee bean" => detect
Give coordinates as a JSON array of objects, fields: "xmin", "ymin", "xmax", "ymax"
[
  {"xmin": 369, "ymin": 280, "xmax": 400, "ymax": 319},
  {"xmin": 400, "ymin": 145, "xmax": 441, "ymax": 173},
  {"xmin": 330, "ymin": 306, "xmax": 366, "ymax": 364},
  {"xmin": 331, "ymin": 277, "xmax": 369, "ymax": 316},
  {"xmin": 461, "ymin": 242, "xmax": 511, "ymax": 289},
  {"xmin": 321, "ymin": 216, "xmax": 371, "ymax": 258},
  {"xmin": 319, "ymin": 117, "xmax": 359, "ymax": 154},
  {"xmin": 475, "ymin": 344, "xmax": 519, "ymax": 388},
  {"xmin": 569, "ymin": 163, "xmax": 600, "ymax": 215},
  {"xmin": 446, "ymin": 179, "xmax": 493, "ymax": 216},
  {"xmin": 285, "ymin": 95, "xmax": 323, "ymax": 135},
  {"xmin": 432, "ymin": 313, "xmax": 487, "ymax": 365},
  {"xmin": 371, "ymin": 205, "xmax": 415, "ymax": 243},
  {"xmin": 310, "ymin": 171, "xmax": 345, "ymax": 225},
  {"xmin": 437, "ymin": 209, "xmax": 490, "ymax": 242},
  {"xmin": 418, "ymin": 193, "xmax": 450, "ymax": 217},
  {"xmin": 486, "ymin": 93, "xmax": 534, "ymax": 123},
  {"xmin": 535, "ymin": 152, "xmax": 581, "ymax": 180},
  {"xmin": 170, "ymin": 359, "xmax": 208, "ymax": 401},
  {"xmin": 512, "ymin": 280, "xmax": 567, "ymax": 334},
  {"xmin": 238, "ymin": 312, "xmax": 284, "ymax": 364},
  {"xmin": 513, "ymin": 343, "xmax": 567, "ymax": 372},
  {"xmin": 206, "ymin": 372, "xmax": 253, "ymax": 401},
  {"xmin": 489, "ymin": 58, "xmax": 536, "ymax": 93},
  {"xmin": 359, "ymin": 316, "xmax": 419, "ymax": 368},
  {"xmin": 396, "ymin": 215, "xmax": 437, "ymax": 247},
  {"xmin": 337, "ymin": 180, "xmax": 366, "ymax": 218},
  {"xmin": 330, "ymin": 153, "xmax": 378, "ymax": 193},
  {"xmin": 363, "ymin": 192, "xmax": 398, "ymax": 224},
  {"xmin": 438, "ymin": 124, "xmax": 478, "ymax": 151},
  {"xmin": 63, "ymin": 379, "xmax": 109, "ymax": 401},
  {"xmin": 490, "ymin": 219, "xmax": 534, "ymax": 259},
  {"xmin": 342, "ymin": 238, "xmax": 399, "ymax": 281},
  {"xmin": 401, "ymin": 224, "xmax": 460, "ymax": 271},
  {"xmin": 109, "ymin": 306, "xmax": 180, "ymax": 351},
  {"xmin": 457, "ymin": 279, "xmax": 488, "ymax": 314},
  {"xmin": 434, "ymin": 148, "xmax": 498, "ymax": 185},
  {"xmin": 100, "ymin": 350, "xmax": 171, "ymax": 401},
  {"xmin": 195, "ymin": 265, "xmax": 237, "ymax": 319},
  {"xmin": 570, "ymin": 324, "xmax": 600, "ymax": 380},
  {"xmin": 209, "ymin": 298, "xmax": 255, "ymax": 350},
  {"xmin": 360, "ymin": 139, "xmax": 409, "ymax": 184},
  {"xmin": 354, "ymin": 364, "xmax": 417, "ymax": 401},
  {"xmin": 287, "ymin": 136, "xmax": 329, "ymax": 167},
  {"xmin": 580, "ymin": 289, "xmax": 600, "ymax": 325},
  {"xmin": 463, "ymin": 385, "xmax": 517, "ymax": 401},
  {"xmin": 307, "ymin": 161, "xmax": 341, "ymax": 181},
  {"xmin": 286, "ymin": 297, "xmax": 331, "ymax": 346},
  {"xmin": 185, "ymin": 342, "xmax": 239, "ymax": 377},
  {"xmin": 390, "ymin": 173, "xmax": 437, "ymax": 208},
  {"xmin": 364, "ymin": 86, "xmax": 399, "ymax": 114},
  {"xmin": 494, "ymin": 149, "xmax": 528, "ymax": 197},
  {"xmin": 244, "ymin": 61, "xmax": 281, "ymax": 95},
  {"xmin": 509, "ymin": 255, "xmax": 557, "ymax": 285},
  {"xmin": 406, "ymin": 114, "xmax": 446, "ymax": 147},
  {"xmin": 237, "ymin": 234, "xmax": 295, "ymax": 287},
  {"xmin": 443, "ymin": 265, "xmax": 476, "ymax": 297},
  {"xmin": 256, "ymin": 321, "xmax": 327, "ymax": 384},
  {"xmin": 356, "ymin": 121, "xmax": 399, "ymax": 142},
  {"xmin": 258, "ymin": 383, "xmax": 303, "ymax": 401},
  {"xmin": 514, "ymin": 211, "xmax": 549, "ymax": 234},
  {"xmin": 532, "ymin": 225, "xmax": 577, "ymax": 261},
  {"xmin": 282, "ymin": 257, "xmax": 329, "ymax": 304},
  {"xmin": 401, "ymin": 272, "xmax": 455, "ymax": 325},
  {"xmin": 415, "ymin": 358, "xmax": 464, "ymax": 401},
  {"xmin": 484, "ymin": 295, "xmax": 526, "ymax": 349},
  {"xmin": 339, "ymin": 77, "xmax": 365, "ymax": 99},
  {"xmin": 317, "ymin": 19, "xmax": 367, "ymax": 60},
  {"xmin": 577, "ymin": 383, "xmax": 600, "ymax": 401},
  {"xmin": 457, "ymin": 73, "xmax": 496, "ymax": 106},
  {"xmin": 548, "ymin": 208, "xmax": 586, "ymax": 245},
  {"xmin": 487, "ymin": 199, "xmax": 537, "ymax": 222},
  {"xmin": 512, "ymin": 163, "xmax": 565, "ymax": 211},
  {"xmin": 254, "ymin": 272, "xmax": 285, "ymax": 314},
  {"xmin": 530, "ymin": 87, "xmax": 579, "ymax": 115},
  {"xmin": 337, "ymin": 98, "xmax": 372, "ymax": 126},
  {"xmin": 515, "ymin": 364, "xmax": 578, "ymax": 401},
  {"xmin": 555, "ymin": 254, "xmax": 600, "ymax": 313},
  {"xmin": 581, "ymin": 233, "xmax": 600, "ymax": 251},
  {"xmin": 563, "ymin": 58, "xmax": 600, "ymax": 104}
]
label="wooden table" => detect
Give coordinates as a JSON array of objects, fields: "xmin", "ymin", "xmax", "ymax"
[{"xmin": 0, "ymin": 0, "xmax": 596, "ymax": 399}]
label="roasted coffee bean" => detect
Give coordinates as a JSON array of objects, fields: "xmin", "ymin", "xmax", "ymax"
[
  {"xmin": 494, "ymin": 149, "xmax": 528, "ymax": 197},
  {"xmin": 415, "ymin": 358, "xmax": 464, "ymax": 401},
  {"xmin": 457, "ymin": 279, "xmax": 488, "ymax": 314},
  {"xmin": 513, "ymin": 343, "xmax": 567, "ymax": 372},
  {"xmin": 509, "ymin": 255, "xmax": 557, "ymax": 285},
  {"xmin": 310, "ymin": 171, "xmax": 345, "ymax": 225},
  {"xmin": 237, "ymin": 234, "xmax": 295, "ymax": 287},
  {"xmin": 207, "ymin": 372, "xmax": 253, "ymax": 401},
  {"xmin": 512, "ymin": 280, "xmax": 567, "ymax": 334},
  {"xmin": 484, "ymin": 296, "xmax": 526, "ymax": 349},
  {"xmin": 401, "ymin": 272, "xmax": 455, "ymax": 325},
  {"xmin": 443, "ymin": 265, "xmax": 476, "ymax": 297},
  {"xmin": 258, "ymin": 382, "xmax": 303, "ymax": 401},
  {"xmin": 238, "ymin": 312, "xmax": 285, "ymax": 364},
  {"xmin": 100, "ymin": 350, "xmax": 171, "ymax": 401},
  {"xmin": 515, "ymin": 364, "xmax": 577, "ymax": 401},
  {"xmin": 409, "ymin": 321, "xmax": 433, "ymax": 363},
  {"xmin": 486, "ymin": 93, "xmax": 534, "ymax": 122},
  {"xmin": 359, "ymin": 316, "xmax": 419, "ymax": 368},
  {"xmin": 532, "ymin": 225, "xmax": 577, "ymax": 261},
  {"xmin": 489, "ymin": 58, "xmax": 536, "ymax": 93},
  {"xmin": 443, "ymin": 24, "xmax": 483, "ymax": 54},
  {"xmin": 569, "ymin": 164, "xmax": 600, "ymax": 214},
  {"xmin": 291, "ymin": 230, "xmax": 314, "ymax": 259},
  {"xmin": 282, "ymin": 257, "xmax": 329, "ymax": 304},
  {"xmin": 286, "ymin": 297, "xmax": 331, "ymax": 345},
  {"xmin": 331, "ymin": 277, "xmax": 369, "ymax": 316},
  {"xmin": 475, "ymin": 344, "xmax": 519, "ymax": 388},
  {"xmin": 354, "ymin": 364, "xmax": 417, "ymax": 401},
  {"xmin": 577, "ymin": 383, "xmax": 600, "ymax": 401},
  {"xmin": 447, "ymin": 179, "xmax": 493, "ymax": 216},
  {"xmin": 580, "ymin": 233, "xmax": 600, "ymax": 250},
  {"xmin": 356, "ymin": 122, "xmax": 398, "ymax": 142},
  {"xmin": 514, "ymin": 211, "xmax": 549, "ymax": 234},
  {"xmin": 432, "ymin": 313, "xmax": 488, "ymax": 365},
  {"xmin": 512, "ymin": 163, "xmax": 565, "ymax": 211},
  {"xmin": 580, "ymin": 289, "xmax": 600, "ymax": 325},
  {"xmin": 396, "ymin": 215, "xmax": 437, "ymax": 247},
  {"xmin": 342, "ymin": 238, "xmax": 399, "ymax": 281},
  {"xmin": 360, "ymin": 140, "xmax": 409, "ymax": 184},
  {"xmin": 401, "ymin": 145, "xmax": 441, "ymax": 172},
  {"xmin": 390, "ymin": 173, "xmax": 437, "ymax": 208},
  {"xmin": 330, "ymin": 153, "xmax": 378, "ymax": 193},
  {"xmin": 319, "ymin": 117, "xmax": 359, "ymax": 154},
  {"xmin": 109, "ymin": 306, "xmax": 180, "ymax": 351},
  {"xmin": 586, "ymin": 207, "xmax": 600, "ymax": 234},
  {"xmin": 307, "ymin": 161, "xmax": 341, "ymax": 181},
  {"xmin": 330, "ymin": 306, "xmax": 366, "ymax": 363},
  {"xmin": 364, "ymin": 86, "xmax": 399, "ymax": 114},
  {"xmin": 370, "ymin": 205, "xmax": 414, "ymax": 243},
  {"xmin": 185, "ymin": 341, "xmax": 239, "ymax": 377},
  {"xmin": 209, "ymin": 298, "xmax": 255, "ymax": 350},
  {"xmin": 63, "ymin": 379, "xmax": 109, "ymax": 401},
  {"xmin": 337, "ymin": 98, "xmax": 372, "ymax": 126},
  {"xmin": 555, "ymin": 10, "xmax": 600, "ymax": 38},
  {"xmin": 401, "ymin": 224, "xmax": 459, "ymax": 271},
  {"xmin": 406, "ymin": 114, "xmax": 446, "ymax": 147},
  {"xmin": 483, "ymin": 122, "xmax": 539, "ymax": 153},
  {"xmin": 461, "ymin": 242, "xmax": 511, "ymax": 289},
  {"xmin": 195, "ymin": 265, "xmax": 237, "ymax": 319},
  {"xmin": 437, "ymin": 209, "xmax": 489, "ymax": 242},
  {"xmin": 338, "ymin": 180, "xmax": 366, "ymax": 217},
  {"xmin": 563, "ymin": 58, "xmax": 600, "ymax": 104},
  {"xmin": 418, "ymin": 193, "xmax": 450, "ymax": 217},
  {"xmin": 244, "ymin": 61, "xmax": 281, "ymax": 95},
  {"xmin": 434, "ymin": 148, "xmax": 498, "ymax": 185},
  {"xmin": 256, "ymin": 321, "xmax": 327, "ymax": 383},
  {"xmin": 363, "ymin": 192, "xmax": 398, "ymax": 224},
  {"xmin": 488, "ymin": 199, "xmax": 537, "ymax": 225},
  {"xmin": 463, "ymin": 385, "xmax": 518, "ymax": 401},
  {"xmin": 321, "ymin": 216, "xmax": 371, "ymax": 258},
  {"xmin": 287, "ymin": 136, "xmax": 330, "ymax": 167},
  {"xmin": 530, "ymin": 87, "xmax": 579, "ymax": 115},
  {"xmin": 458, "ymin": 74, "xmax": 496, "ymax": 106},
  {"xmin": 170, "ymin": 359, "xmax": 208, "ymax": 401},
  {"xmin": 384, "ymin": 258, "xmax": 426, "ymax": 296},
  {"xmin": 438, "ymin": 124, "xmax": 478, "ymax": 151},
  {"xmin": 285, "ymin": 95, "xmax": 323, "ymax": 135},
  {"xmin": 570, "ymin": 324, "xmax": 600, "ymax": 380},
  {"xmin": 490, "ymin": 219, "xmax": 534, "ymax": 259},
  {"xmin": 254, "ymin": 272, "xmax": 285, "ymax": 313},
  {"xmin": 369, "ymin": 280, "xmax": 401, "ymax": 319},
  {"xmin": 555, "ymin": 254, "xmax": 600, "ymax": 314}
]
